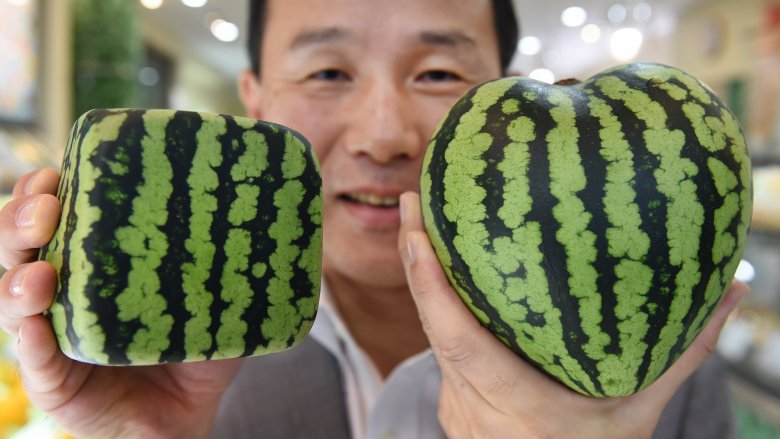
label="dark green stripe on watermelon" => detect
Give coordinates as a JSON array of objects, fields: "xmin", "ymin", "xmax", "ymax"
[
  {"xmin": 157, "ymin": 111, "xmax": 203, "ymax": 363},
  {"xmin": 420, "ymin": 63, "xmax": 752, "ymax": 397},
  {"xmin": 40, "ymin": 108, "xmax": 322, "ymax": 366},
  {"xmin": 46, "ymin": 109, "xmax": 96, "ymax": 360},
  {"xmin": 586, "ymin": 82, "xmax": 677, "ymax": 392}
]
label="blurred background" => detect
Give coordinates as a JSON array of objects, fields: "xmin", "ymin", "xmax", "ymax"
[{"xmin": 0, "ymin": 0, "xmax": 779, "ymax": 437}]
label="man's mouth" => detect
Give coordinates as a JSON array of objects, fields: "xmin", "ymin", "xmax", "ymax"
[{"xmin": 340, "ymin": 192, "xmax": 400, "ymax": 208}]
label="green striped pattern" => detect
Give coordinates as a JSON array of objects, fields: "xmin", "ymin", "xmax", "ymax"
[
  {"xmin": 40, "ymin": 109, "xmax": 322, "ymax": 366},
  {"xmin": 421, "ymin": 63, "xmax": 752, "ymax": 396}
]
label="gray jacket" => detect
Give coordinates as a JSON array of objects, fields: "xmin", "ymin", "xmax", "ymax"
[{"xmin": 210, "ymin": 337, "xmax": 735, "ymax": 438}]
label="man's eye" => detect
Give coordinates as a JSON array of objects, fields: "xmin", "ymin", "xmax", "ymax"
[
  {"xmin": 309, "ymin": 69, "xmax": 350, "ymax": 81},
  {"xmin": 417, "ymin": 70, "xmax": 462, "ymax": 82}
]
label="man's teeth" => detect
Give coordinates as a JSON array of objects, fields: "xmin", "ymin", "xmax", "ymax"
[{"xmin": 349, "ymin": 193, "xmax": 399, "ymax": 207}]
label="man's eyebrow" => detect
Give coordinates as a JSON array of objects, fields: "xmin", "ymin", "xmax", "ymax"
[
  {"xmin": 289, "ymin": 27, "xmax": 351, "ymax": 50},
  {"xmin": 418, "ymin": 30, "xmax": 477, "ymax": 48}
]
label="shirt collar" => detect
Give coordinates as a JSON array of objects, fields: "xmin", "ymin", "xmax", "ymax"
[{"xmin": 309, "ymin": 280, "xmax": 383, "ymax": 438}]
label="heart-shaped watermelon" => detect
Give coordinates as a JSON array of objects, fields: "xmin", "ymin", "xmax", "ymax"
[{"xmin": 420, "ymin": 62, "xmax": 752, "ymax": 397}]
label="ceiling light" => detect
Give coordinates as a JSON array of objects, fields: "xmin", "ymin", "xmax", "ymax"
[
  {"xmin": 181, "ymin": 0, "xmax": 207, "ymax": 7},
  {"xmin": 561, "ymin": 7, "xmax": 587, "ymax": 27},
  {"xmin": 210, "ymin": 19, "xmax": 239, "ymax": 42},
  {"xmin": 139, "ymin": 67, "xmax": 160, "ymax": 86},
  {"xmin": 529, "ymin": 68, "xmax": 555, "ymax": 84},
  {"xmin": 735, "ymin": 259, "xmax": 756, "ymax": 283},
  {"xmin": 581, "ymin": 24, "xmax": 601, "ymax": 43},
  {"xmin": 610, "ymin": 27, "xmax": 643, "ymax": 61},
  {"xmin": 633, "ymin": 2, "xmax": 652, "ymax": 22},
  {"xmin": 607, "ymin": 4, "xmax": 627, "ymax": 24},
  {"xmin": 518, "ymin": 36, "xmax": 541, "ymax": 56},
  {"xmin": 139, "ymin": 0, "xmax": 164, "ymax": 10}
]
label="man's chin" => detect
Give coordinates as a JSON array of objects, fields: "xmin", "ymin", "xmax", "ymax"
[{"xmin": 322, "ymin": 253, "xmax": 408, "ymax": 291}]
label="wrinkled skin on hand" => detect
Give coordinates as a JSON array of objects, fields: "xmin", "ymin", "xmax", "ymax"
[{"xmin": 398, "ymin": 192, "xmax": 749, "ymax": 439}]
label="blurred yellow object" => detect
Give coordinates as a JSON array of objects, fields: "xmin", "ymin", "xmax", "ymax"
[
  {"xmin": 752, "ymin": 166, "xmax": 780, "ymax": 231},
  {"xmin": 0, "ymin": 194, "xmax": 12, "ymax": 211},
  {"xmin": 0, "ymin": 360, "xmax": 30, "ymax": 437},
  {"xmin": 0, "ymin": 328, "xmax": 75, "ymax": 439}
]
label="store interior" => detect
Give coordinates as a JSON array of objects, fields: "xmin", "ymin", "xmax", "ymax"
[{"xmin": 1, "ymin": 0, "xmax": 780, "ymax": 437}]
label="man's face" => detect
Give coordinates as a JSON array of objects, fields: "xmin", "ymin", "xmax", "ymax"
[{"xmin": 240, "ymin": 0, "xmax": 502, "ymax": 291}]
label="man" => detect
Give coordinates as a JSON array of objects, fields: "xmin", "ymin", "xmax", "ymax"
[{"xmin": 0, "ymin": 0, "xmax": 747, "ymax": 437}]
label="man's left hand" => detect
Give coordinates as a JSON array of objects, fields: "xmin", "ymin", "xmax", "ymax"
[{"xmin": 398, "ymin": 192, "xmax": 749, "ymax": 439}]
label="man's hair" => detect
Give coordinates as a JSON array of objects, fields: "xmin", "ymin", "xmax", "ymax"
[{"xmin": 247, "ymin": 0, "xmax": 519, "ymax": 76}]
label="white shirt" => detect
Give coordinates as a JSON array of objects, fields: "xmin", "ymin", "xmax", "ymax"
[{"xmin": 309, "ymin": 282, "xmax": 446, "ymax": 439}]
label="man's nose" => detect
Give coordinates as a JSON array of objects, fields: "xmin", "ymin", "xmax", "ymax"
[{"xmin": 344, "ymin": 81, "xmax": 423, "ymax": 164}]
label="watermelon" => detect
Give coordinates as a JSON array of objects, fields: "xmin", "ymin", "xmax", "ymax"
[
  {"xmin": 40, "ymin": 108, "xmax": 322, "ymax": 366},
  {"xmin": 420, "ymin": 63, "xmax": 752, "ymax": 396}
]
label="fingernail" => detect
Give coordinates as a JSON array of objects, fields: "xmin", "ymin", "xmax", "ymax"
[
  {"xmin": 407, "ymin": 233, "xmax": 417, "ymax": 264},
  {"xmin": 16, "ymin": 198, "xmax": 38, "ymax": 228},
  {"xmin": 10, "ymin": 266, "xmax": 28, "ymax": 296}
]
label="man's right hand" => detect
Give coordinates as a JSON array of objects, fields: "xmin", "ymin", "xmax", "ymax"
[{"xmin": 0, "ymin": 169, "xmax": 243, "ymax": 439}]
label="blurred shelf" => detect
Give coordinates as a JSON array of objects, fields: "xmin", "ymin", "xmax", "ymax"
[
  {"xmin": 728, "ymin": 355, "xmax": 780, "ymax": 403},
  {"xmin": 752, "ymin": 166, "xmax": 780, "ymax": 233},
  {"xmin": 729, "ymin": 372, "xmax": 780, "ymax": 436}
]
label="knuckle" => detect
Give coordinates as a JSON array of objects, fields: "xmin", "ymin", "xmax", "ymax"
[
  {"xmin": 701, "ymin": 338, "xmax": 718, "ymax": 357},
  {"xmin": 438, "ymin": 334, "xmax": 480, "ymax": 366},
  {"xmin": 0, "ymin": 254, "xmax": 13, "ymax": 270},
  {"xmin": 0, "ymin": 296, "xmax": 23, "ymax": 329},
  {"xmin": 0, "ymin": 310, "xmax": 21, "ymax": 337},
  {"xmin": 0, "ymin": 321, "xmax": 20, "ymax": 338},
  {"xmin": 485, "ymin": 374, "xmax": 518, "ymax": 399},
  {"xmin": 417, "ymin": 308, "xmax": 435, "ymax": 338},
  {"xmin": 11, "ymin": 169, "xmax": 58, "ymax": 197},
  {"xmin": 0, "ymin": 249, "xmax": 35, "ymax": 271},
  {"xmin": 11, "ymin": 172, "xmax": 33, "ymax": 197},
  {"xmin": 397, "ymin": 231, "xmax": 409, "ymax": 256}
]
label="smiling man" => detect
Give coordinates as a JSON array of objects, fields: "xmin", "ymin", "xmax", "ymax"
[
  {"xmin": 236, "ymin": 0, "xmax": 506, "ymax": 381},
  {"xmin": 0, "ymin": 0, "xmax": 746, "ymax": 438}
]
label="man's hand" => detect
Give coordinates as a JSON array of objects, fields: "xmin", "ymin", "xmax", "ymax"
[
  {"xmin": 398, "ymin": 192, "xmax": 749, "ymax": 439},
  {"xmin": 0, "ymin": 169, "xmax": 243, "ymax": 439}
]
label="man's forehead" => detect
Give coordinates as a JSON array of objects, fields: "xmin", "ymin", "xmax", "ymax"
[
  {"xmin": 264, "ymin": 0, "xmax": 496, "ymax": 37},
  {"xmin": 266, "ymin": 0, "xmax": 492, "ymax": 12},
  {"xmin": 288, "ymin": 26, "xmax": 478, "ymax": 52}
]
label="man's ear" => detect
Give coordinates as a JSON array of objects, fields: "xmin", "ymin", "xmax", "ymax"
[{"xmin": 238, "ymin": 69, "xmax": 264, "ymax": 120}]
